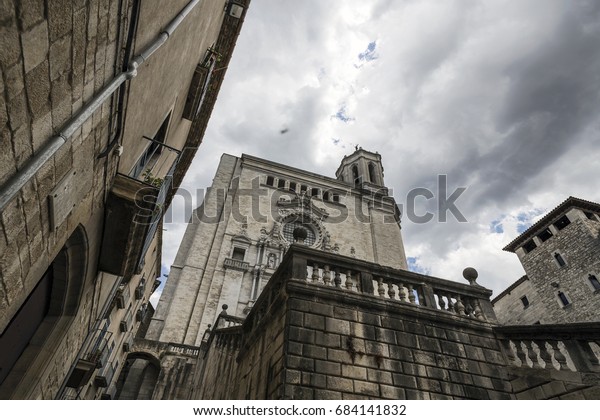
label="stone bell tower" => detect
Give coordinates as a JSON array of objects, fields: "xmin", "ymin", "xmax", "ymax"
[{"xmin": 335, "ymin": 147, "xmax": 386, "ymax": 192}]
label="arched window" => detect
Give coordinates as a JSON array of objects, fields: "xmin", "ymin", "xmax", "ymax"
[
  {"xmin": 368, "ymin": 163, "xmax": 377, "ymax": 184},
  {"xmin": 352, "ymin": 165, "xmax": 360, "ymax": 187},
  {"xmin": 0, "ymin": 225, "xmax": 88, "ymax": 398}
]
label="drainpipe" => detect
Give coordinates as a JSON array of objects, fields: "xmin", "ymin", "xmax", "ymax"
[{"xmin": 0, "ymin": 0, "xmax": 202, "ymax": 211}]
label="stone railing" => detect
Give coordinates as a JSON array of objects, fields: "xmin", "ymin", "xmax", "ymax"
[
  {"xmin": 223, "ymin": 258, "xmax": 250, "ymax": 271},
  {"xmin": 167, "ymin": 343, "xmax": 202, "ymax": 358},
  {"xmin": 240, "ymin": 245, "xmax": 496, "ymax": 349},
  {"xmin": 495, "ymin": 323, "xmax": 600, "ymax": 373},
  {"xmin": 288, "ymin": 245, "xmax": 495, "ymax": 321}
]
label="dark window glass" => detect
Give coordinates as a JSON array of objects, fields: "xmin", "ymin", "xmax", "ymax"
[
  {"xmin": 554, "ymin": 252, "xmax": 566, "ymax": 267},
  {"xmin": 289, "ymin": 182, "xmax": 297, "ymax": 192},
  {"xmin": 323, "ymin": 191, "xmax": 330, "ymax": 201},
  {"xmin": 266, "ymin": 176, "xmax": 274, "ymax": 186},
  {"xmin": 277, "ymin": 179, "xmax": 286, "ymax": 189},
  {"xmin": 523, "ymin": 240, "xmax": 537, "ymax": 253},
  {"xmin": 232, "ymin": 247, "xmax": 245, "ymax": 261},
  {"xmin": 558, "ymin": 291, "xmax": 570, "ymax": 306},
  {"xmin": 589, "ymin": 274, "xmax": 600, "ymax": 291},
  {"xmin": 520, "ymin": 296, "xmax": 529, "ymax": 308},
  {"xmin": 368, "ymin": 163, "xmax": 376, "ymax": 183},
  {"xmin": 538, "ymin": 228, "xmax": 553, "ymax": 242},
  {"xmin": 553, "ymin": 215, "xmax": 571, "ymax": 230}
]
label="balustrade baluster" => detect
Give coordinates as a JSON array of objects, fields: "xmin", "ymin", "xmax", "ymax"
[
  {"xmin": 524, "ymin": 340, "xmax": 542, "ymax": 368},
  {"xmin": 454, "ymin": 295, "xmax": 466, "ymax": 315},
  {"xmin": 398, "ymin": 283, "xmax": 406, "ymax": 301},
  {"xmin": 533, "ymin": 340, "xmax": 555, "ymax": 370},
  {"xmin": 345, "ymin": 270, "xmax": 354, "ymax": 290},
  {"xmin": 388, "ymin": 282, "xmax": 396, "ymax": 300},
  {"xmin": 437, "ymin": 293, "xmax": 446, "ymax": 311},
  {"xmin": 447, "ymin": 295, "xmax": 455, "ymax": 313},
  {"xmin": 334, "ymin": 269, "xmax": 342, "ymax": 288},
  {"xmin": 312, "ymin": 263, "xmax": 320, "ymax": 283},
  {"xmin": 465, "ymin": 299, "xmax": 474, "ymax": 317},
  {"xmin": 474, "ymin": 301, "xmax": 485, "ymax": 320},
  {"xmin": 323, "ymin": 265, "xmax": 331, "ymax": 286},
  {"xmin": 548, "ymin": 340, "xmax": 569, "ymax": 371},
  {"xmin": 514, "ymin": 340, "xmax": 528, "ymax": 367},
  {"xmin": 377, "ymin": 278, "xmax": 386, "ymax": 296},
  {"xmin": 407, "ymin": 284, "xmax": 416, "ymax": 304}
]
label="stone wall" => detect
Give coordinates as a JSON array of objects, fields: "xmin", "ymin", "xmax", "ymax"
[
  {"xmin": 281, "ymin": 281, "xmax": 512, "ymax": 400},
  {"xmin": 192, "ymin": 252, "xmax": 513, "ymax": 400},
  {"xmin": 492, "ymin": 276, "xmax": 548, "ymax": 325}
]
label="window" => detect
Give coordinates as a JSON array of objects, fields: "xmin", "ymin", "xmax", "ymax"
[
  {"xmin": 310, "ymin": 188, "xmax": 319, "ymax": 197},
  {"xmin": 588, "ymin": 274, "xmax": 600, "ymax": 291},
  {"xmin": 0, "ymin": 267, "xmax": 52, "ymax": 386},
  {"xmin": 332, "ymin": 193, "xmax": 340, "ymax": 203},
  {"xmin": 554, "ymin": 252, "xmax": 566, "ymax": 268},
  {"xmin": 282, "ymin": 220, "xmax": 316, "ymax": 246},
  {"xmin": 277, "ymin": 179, "xmax": 286, "ymax": 189},
  {"xmin": 557, "ymin": 291, "xmax": 570, "ymax": 307},
  {"xmin": 300, "ymin": 185, "xmax": 308, "ymax": 193},
  {"xmin": 289, "ymin": 182, "xmax": 297, "ymax": 192},
  {"xmin": 553, "ymin": 215, "xmax": 571, "ymax": 230},
  {"xmin": 352, "ymin": 165, "xmax": 360, "ymax": 187},
  {"xmin": 232, "ymin": 247, "xmax": 246, "ymax": 261},
  {"xmin": 131, "ymin": 112, "xmax": 170, "ymax": 179},
  {"xmin": 537, "ymin": 228, "xmax": 553, "ymax": 242},
  {"xmin": 368, "ymin": 163, "xmax": 376, "ymax": 184},
  {"xmin": 523, "ymin": 240, "xmax": 537, "ymax": 253},
  {"xmin": 520, "ymin": 296, "xmax": 529, "ymax": 308},
  {"xmin": 585, "ymin": 212, "xmax": 597, "ymax": 221},
  {"xmin": 266, "ymin": 176, "xmax": 274, "ymax": 186},
  {"xmin": 323, "ymin": 191, "xmax": 330, "ymax": 201}
]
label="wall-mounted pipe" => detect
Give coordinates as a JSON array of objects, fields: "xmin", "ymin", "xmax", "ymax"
[{"xmin": 0, "ymin": 0, "xmax": 202, "ymax": 211}]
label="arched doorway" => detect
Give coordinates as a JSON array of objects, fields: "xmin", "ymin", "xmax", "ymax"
[{"xmin": 115, "ymin": 352, "xmax": 161, "ymax": 399}]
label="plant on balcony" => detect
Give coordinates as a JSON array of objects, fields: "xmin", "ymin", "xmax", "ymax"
[{"xmin": 142, "ymin": 169, "xmax": 163, "ymax": 188}]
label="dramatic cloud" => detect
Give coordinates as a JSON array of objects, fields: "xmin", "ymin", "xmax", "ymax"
[{"xmin": 155, "ymin": 0, "xmax": 600, "ymax": 304}]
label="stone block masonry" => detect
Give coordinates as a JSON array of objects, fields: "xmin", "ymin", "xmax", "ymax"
[{"xmin": 282, "ymin": 283, "xmax": 513, "ymax": 400}]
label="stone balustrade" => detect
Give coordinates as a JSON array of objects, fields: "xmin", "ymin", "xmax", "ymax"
[
  {"xmin": 223, "ymin": 258, "xmax": 250, "ymax": 271},
  {"xmin": 495, "ymin": 323, "xmax": 600, "ymax": 373},
  {"xmin": 294, "ymin": 245, "xmax": 494, "ymax": 321},
  {"xmin": 240, "ymin": 245, "xmax": 496, "ymax": 352}
]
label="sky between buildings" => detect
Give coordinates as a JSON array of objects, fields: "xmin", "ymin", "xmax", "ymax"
[{"xmin": 152, "ymin": 0, "xmax": 600, "ymax": 305}]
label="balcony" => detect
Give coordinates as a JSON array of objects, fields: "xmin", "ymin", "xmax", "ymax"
[
  {"xmin": 64, "ymin": 323, "xmax": 112, "ymax": 390},
  {"xmin": 99, "ymin": 141, "xmax": 180, "ymax": 277},
  {"xmin": 223, "ymin": 257, "xmax": 250, "ymax": 272}
]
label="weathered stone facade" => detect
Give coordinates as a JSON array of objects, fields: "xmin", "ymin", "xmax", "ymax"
[
  {"xmin": 494, "ymin": 198, "xmax": 600, "ymax": 325},
  {"xmin": 0, "ymin": 0, "xmax": 249, "ymax": 399},
  {"xmin": 146, "ymin": 150, "xmax": 408, "ymax": 348}
]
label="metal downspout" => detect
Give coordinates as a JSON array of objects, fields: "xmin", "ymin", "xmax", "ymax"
[{"xmin": 0, "ymin": 0, "xmax": 201, "ymax": 211}]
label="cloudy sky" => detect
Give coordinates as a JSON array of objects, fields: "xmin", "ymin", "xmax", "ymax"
[{"xmin": 154, "ymin": 0, "xmax": 600, "ymax": 304}]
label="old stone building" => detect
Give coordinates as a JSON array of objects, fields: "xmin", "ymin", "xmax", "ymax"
[
  {"xmin": 493, "ymin": 197, "xmax": 600, "ymax": 325},
  {"xmin": 0, "ymin": 0, "xmax": 249, "ymax": 399},
  {"xmin": 131, "ymin": 151, "xmax": 600, "ymax": 400}
]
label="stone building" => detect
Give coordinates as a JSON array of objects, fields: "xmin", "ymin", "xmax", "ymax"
[
  {"xmin": 493, "ymin": 197, "xmax": 600, "ymax": 325},
  {"xmin": 131, "ymin": 151, "xmax": 600, "ymax": 400},
  {"xmin": 0, "ymin": 0, "xmax": 249, "ymax": 399}
]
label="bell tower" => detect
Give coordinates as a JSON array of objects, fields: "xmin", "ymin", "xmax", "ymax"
[{"xmin": 335, "ymin": 147, "xmax": 386, "ymax": 191}]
